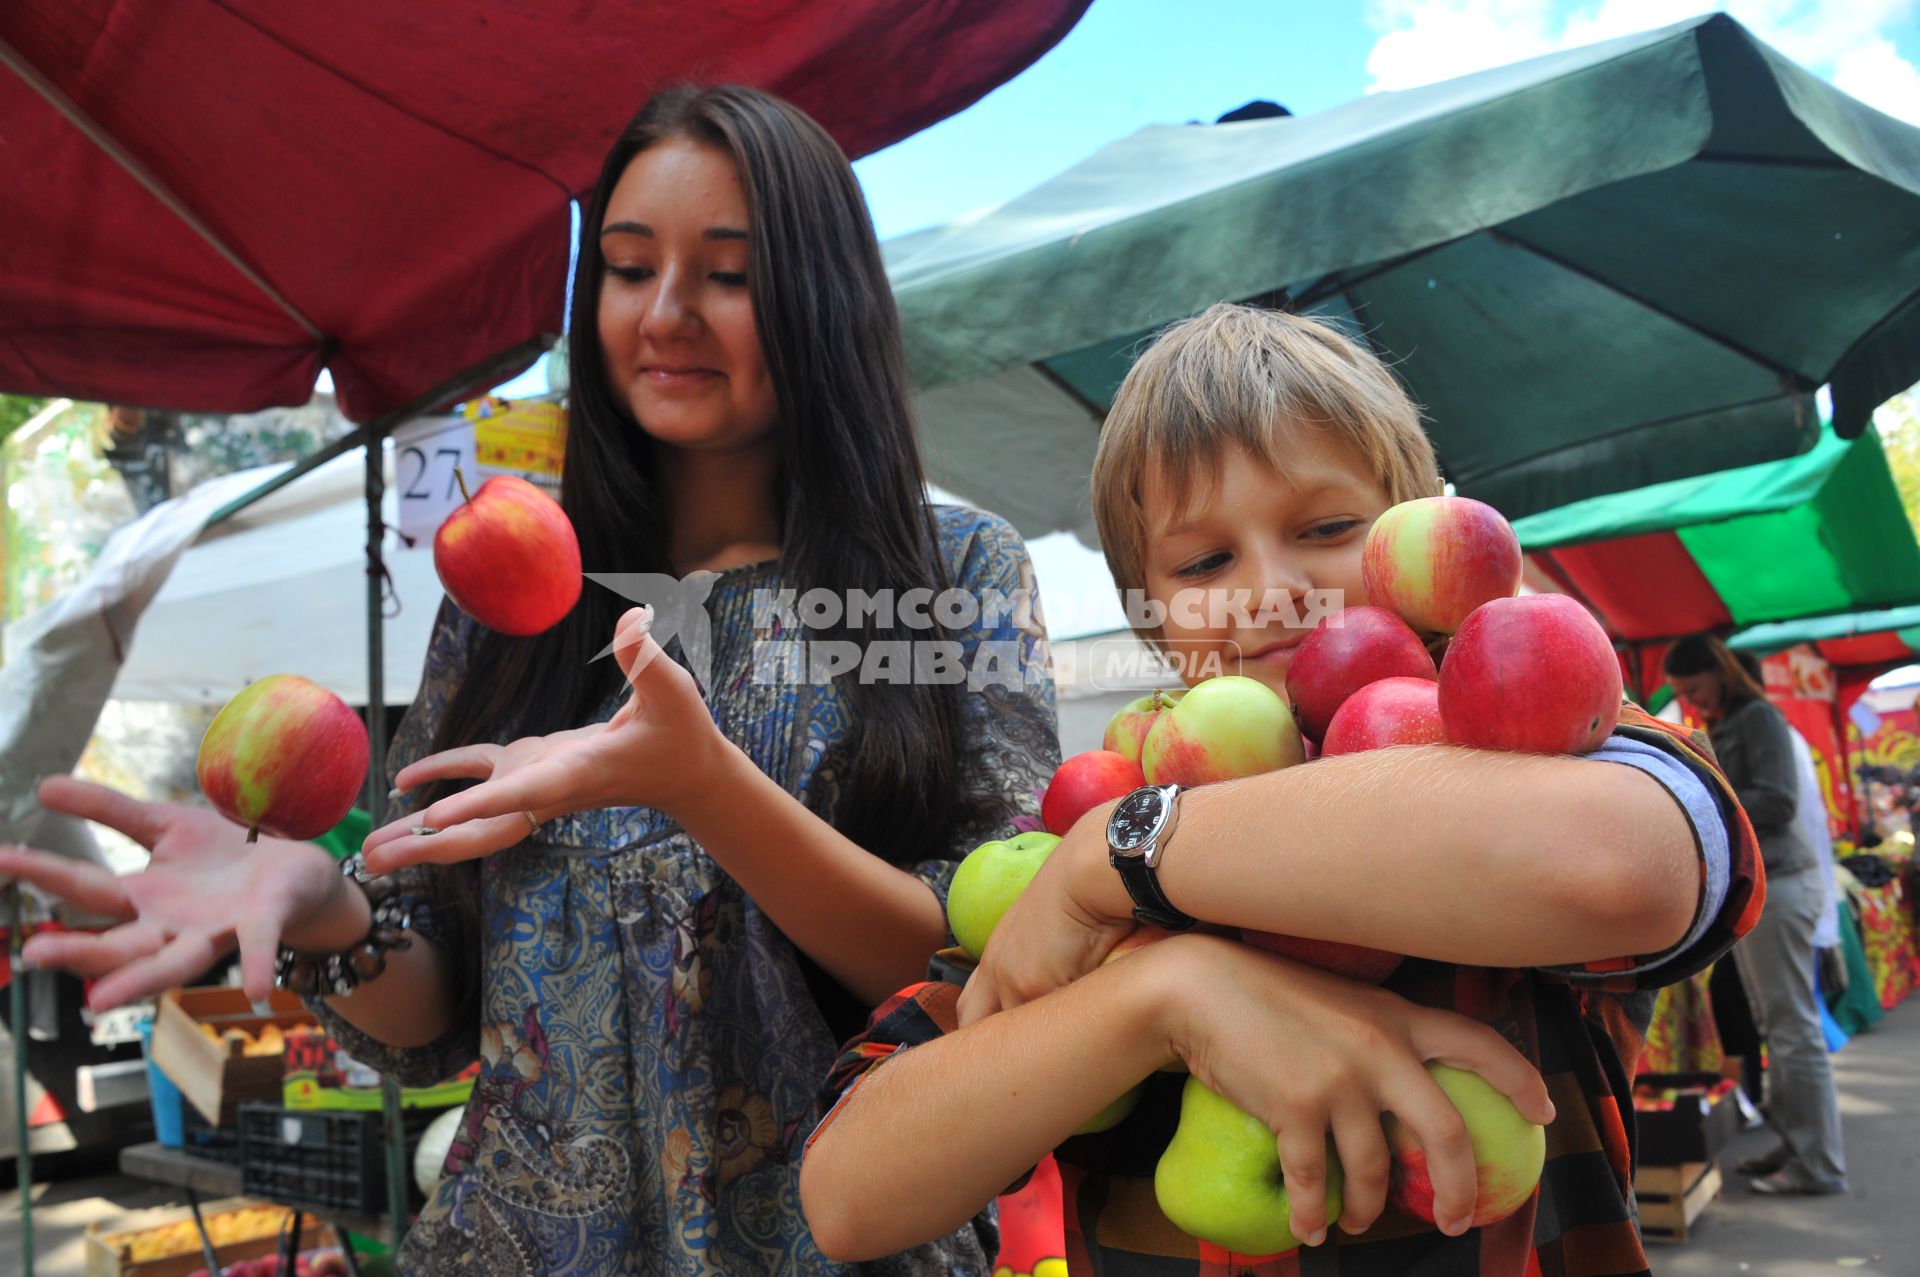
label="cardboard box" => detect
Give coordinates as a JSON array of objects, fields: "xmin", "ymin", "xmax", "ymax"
[
  {"xmin": 83, "ymin": 1196, "xmax": 335, "ymax": 1277},
  {"xmin": 1634, "ymin": 1161, "xmax": 1721, "ymax": 1242},
  {"xmin": 1633, "ymin": 1072, "xmax": 1740, "ymax": 1166},
  {"xmin": 149, "ymin": 987, "xmax": 317, "ymax": 1126}
]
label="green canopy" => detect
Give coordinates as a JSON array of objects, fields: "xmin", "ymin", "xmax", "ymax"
[
  {"xmin": 1512, "ymin": 424, "xmax": 1920, "ymax": 644},
  {"xmin": 891, "ymin": 13, "xmax": 1920, "ymax": 537},
  {"xmin": 1732, "ymin": 604, "xmax": 1920, "ymax": 650}
]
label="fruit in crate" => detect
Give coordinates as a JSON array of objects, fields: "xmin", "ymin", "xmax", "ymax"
[
  {"xmin": 1361, "ymin": 496, "xmax": 1522, "ymax": 635},
  {"xmin": 1103, "ymin": 689, "xmax": 1182, "ymax": 763},
  {"xmin": 1438, "ymin": 595, "xmax": 1621, "ymax": 754},
  {"xmin": 946, "ymin": 831, "xmax": 1062, "ymax": 959},
  {"xmin": 434, "ymin": 473, "xmax": 583, "ymax": 635},
  {"xmin": 1320, "ymin": 676, "xmax": 1445, "ymax": 756},
  {"xmin": 1384, "ymin": 1063, "xmax": 1546, "ymax": 1226},
  {"xmin": 1140, "ymin": 675, "xmax": 1305, "ymax": 786},
  {"xmin": 1155, "ymin": 1076, "xmax": 1343, "ymax": 1254},
  {"xmin": 197, "ymin": 674, "xmax": 370, "ymax": 841},
  {"xmin": 1287, "ymin": 606, "xmax": 1437, "ymax": 743}
]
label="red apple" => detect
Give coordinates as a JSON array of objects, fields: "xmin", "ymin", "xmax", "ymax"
[
  {"xmin": 1320, "ymin": 677, "xmax": 1445, "ymax": 757},
  {"xmin": 197, "ymin": 674, "xmax": 370, "ymax": 842},
  {"xmin": 1141, "ymin": 676, "xmax": 1305, "ymax": 787},
  {"xmin": 434, "ymin": 474, "xmax": 582, "ymax": 636},
  {"xmin": 1386, "ymin": 1063, "xmax": 1545, "ymax": 1226},
  {"xmin": 1103, "ymin": 689, "xmax": 1183, "ymax": 764},
  {"xmin": 1288, "ymin": 607, "xmax": 1437, "ymax": 743},
  {"xmin": 1241, "ymin": 929, "xmax": 1404, "ymax": 984},
  {"xmin": 1361, "ymin": 497, "xmax": 1522, "ymax": 635},
  {"xmin": 1103, "ymin": 924, "xmax": 1179, "ymax": 965},
  {"xmin": 1043, "ymin": 750, "xmax": 1147, "ymax": 835},
  {"xmin": 1439, "ymin": 595, "xmax": 1621, "ymax": 755}
]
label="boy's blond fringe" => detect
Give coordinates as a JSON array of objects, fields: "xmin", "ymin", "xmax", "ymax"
[{"xmin": 1091, "ymin": 302, "xmax": 1440, "ymax": 612}]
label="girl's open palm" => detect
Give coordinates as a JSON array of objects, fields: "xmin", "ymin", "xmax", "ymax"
[
  {"xmin": 0, "ymin": 776, "xmax": 350, "ymax": 1009},
  {"xmin": 362, "ymin": 607, "xmax": 729, "ymax": 872}
]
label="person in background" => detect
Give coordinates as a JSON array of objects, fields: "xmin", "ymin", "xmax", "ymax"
[
  {"xmin": 1666, "ymin": 635, "xmax": 1848, "ymax": 1195},
  {"xmin": 1732, "ymin": 652, "xmax": 1846, "ymax": 995}
]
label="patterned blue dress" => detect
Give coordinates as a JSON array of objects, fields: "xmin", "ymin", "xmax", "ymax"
[{"xmin": 308, "ymin": 506, "xmax": 1059, "ymax": 1274}]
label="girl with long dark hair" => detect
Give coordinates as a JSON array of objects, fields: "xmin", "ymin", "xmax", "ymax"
[{"xmin": 4, "ymin": 85, "xmax": 1058, "ymax": 1271}]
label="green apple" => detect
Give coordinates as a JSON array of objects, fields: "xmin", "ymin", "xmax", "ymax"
[
  {"xmin": 945, "ymin": 830, "xmax": 1062, "ymax": 959},
  {"xmin": 1141, "ymin": 675, "xmax": 1305, "ymax": 787},
  {"xmin": 1384, "ymin": 1063, "xmax": 1545, "ymax": 1226},
  {"xmin": 1155, "ymin": 1076, "xmax": 1342, "ymax": 1255},
  {"xmin": 1075, "ymin": 1083, "xmax": 1146, "ymax": 1135}
]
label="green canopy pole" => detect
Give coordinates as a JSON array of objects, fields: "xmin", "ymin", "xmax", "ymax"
[{"xmin": 11, "ymin": 884, "xmax": 33, "ymax": 1277}]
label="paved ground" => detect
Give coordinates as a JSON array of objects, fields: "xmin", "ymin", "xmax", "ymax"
[
  {"xmin": 4, "ymin": 1002, "xmax": 1914, "ymax": 1275},
  {"xmin": 1655, "ymin": 996, "xmax": 1916, "ymax": 1276}
]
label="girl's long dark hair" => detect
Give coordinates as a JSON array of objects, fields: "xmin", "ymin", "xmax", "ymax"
[
  {"xmin": 422, "ymin": 86, "xmax": 971, "ymax": 997},
  {"xmin": 1663, "ymin": 633, "xmax": 1767, "ymax": 709}
]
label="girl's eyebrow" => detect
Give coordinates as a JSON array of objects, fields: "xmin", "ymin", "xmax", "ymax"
[{"xmin": 599, "ymin": 222, "xmax": 748, "ymax": 240}]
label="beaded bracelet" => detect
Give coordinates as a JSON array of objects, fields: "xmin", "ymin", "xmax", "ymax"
[{"xmin": 273, "ymin": 852, "xmax": 416, "ymax": 998}]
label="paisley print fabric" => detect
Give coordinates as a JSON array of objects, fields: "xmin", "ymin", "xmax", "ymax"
[{"xmin": 308, "ymin": 506, "xmax": 1060, "ymax": 1274}]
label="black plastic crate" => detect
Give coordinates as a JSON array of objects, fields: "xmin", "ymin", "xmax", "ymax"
[
  {"xmin": 240, "ymin": 1103, "xmax": 384, "ymax": 1214},
  {"xmin": 182, "ymin": 1102, "xmax": 243, "ymax": 1165},
  {"xmin": 238, "ymin": 1102, "xmax": 445, "ymax": 1215}
]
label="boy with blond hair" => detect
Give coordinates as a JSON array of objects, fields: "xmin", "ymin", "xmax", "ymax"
[{"xmin": 801, "ymin": 303, "xmax": 1761, "ymax": 1276}]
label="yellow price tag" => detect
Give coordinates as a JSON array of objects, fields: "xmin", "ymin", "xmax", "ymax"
[{"xmin": 464, "ymin": 396, "xmax": 567, "ymax": 482}]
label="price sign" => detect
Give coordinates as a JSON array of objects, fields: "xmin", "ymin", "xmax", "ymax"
[
  {"xmin": 392, "ymin": 415, "xmax": 478, "ymax": 546},
  {"xmin": 393, "ymin": 399, "xmax": 568, "ymax": 546}
]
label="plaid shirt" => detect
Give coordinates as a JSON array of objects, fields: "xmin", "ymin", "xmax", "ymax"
[{"xmin": 811, "ymin": 707, "xmax": 1764, "ymax": 1277}]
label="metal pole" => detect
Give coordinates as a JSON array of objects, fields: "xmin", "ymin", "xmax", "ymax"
[
  {"xmin": 362, "ymin": 436, "xmax": 411, "ymax": 1251},
  {"xmin": 10, "ymin": 885, "xmax": 32, "ymax": 1277}
]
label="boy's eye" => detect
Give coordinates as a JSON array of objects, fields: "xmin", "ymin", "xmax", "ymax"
[
  {"xmin": 1173, "ymin": 552, "xmax": 1230, "ymax": 579},
  {"xmin": 1303, "ymin": 519, "xmax": 1364, "ymax": 541}
]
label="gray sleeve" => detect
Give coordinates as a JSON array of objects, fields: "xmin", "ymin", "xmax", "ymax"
[
  {"xmin": 1544, "ymin": 734, "xmax": 1731, "ymax": 986},
  {"xmin": 1722, "ymin": 700, "xmax": 1801, "ymax": 830}
]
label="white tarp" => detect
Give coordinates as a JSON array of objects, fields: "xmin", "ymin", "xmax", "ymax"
[
  {"xmin": 105, "ymin": 446, "xmax": 441, "ymax": 708},
  {"xmin": 0, "ymin": 465, "xmax": 282, "ymax": 847}
]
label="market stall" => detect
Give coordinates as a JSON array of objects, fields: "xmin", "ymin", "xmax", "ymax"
[{"xmin": 0, "ymin": 5, "xmax": 1092, "ymax": 1270}]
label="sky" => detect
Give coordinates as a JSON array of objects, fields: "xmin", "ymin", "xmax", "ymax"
[{"xmin": 852, "ymin": 0, "xmax": 1920, "ymax": 239}]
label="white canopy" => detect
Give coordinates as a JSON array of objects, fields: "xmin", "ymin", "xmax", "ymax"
[{"xmin": 106, "ymin": 446, "xmax": 442, "ymax": 707}]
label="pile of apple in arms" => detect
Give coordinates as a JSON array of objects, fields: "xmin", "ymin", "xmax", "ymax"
[{"xmin": 948, "ymin": 495, "xmax": 1620, "ymax": 1256}]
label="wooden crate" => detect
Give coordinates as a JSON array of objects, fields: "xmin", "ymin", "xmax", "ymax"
[
  {"xmin": 83, "ymin": 1196, "xmax": 334, "ymax": 1277},
  {"xmin": 148, "ymin": 987, "xmax": 316, "ymax": 1126},
  {"xmin": 1634, "ymin": 1160, "xmax": 1721, "ymax": 1243}
]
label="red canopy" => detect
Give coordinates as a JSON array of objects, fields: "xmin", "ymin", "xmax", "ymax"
[{"xmin": 0, "ymin": 1, "xmax": 1087, "ymax": 423}]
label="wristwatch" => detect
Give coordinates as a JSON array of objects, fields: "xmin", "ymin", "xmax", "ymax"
[{"xmin": 1106, "ymin": 784, "xmax": 1197, "ymax": 931}]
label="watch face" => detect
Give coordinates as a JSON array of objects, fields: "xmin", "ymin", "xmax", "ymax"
[{"xmin": 1110, "ymin": 788, "xmax": 1164, "ymax": 852}]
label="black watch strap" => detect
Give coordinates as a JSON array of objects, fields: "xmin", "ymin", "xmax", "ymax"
[{"xmin": 1110, "ymin": 852, "xmax": 1197, "ymax": 931}]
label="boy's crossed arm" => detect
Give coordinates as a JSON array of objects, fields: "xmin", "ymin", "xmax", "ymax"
[
  {"xmin": 963, "ymin": 740, "xmax": 1706, "ymax": 1022},
  {"xmin": 799, "ymin": 933, "xmax": 1552, "ymax": 1261}
]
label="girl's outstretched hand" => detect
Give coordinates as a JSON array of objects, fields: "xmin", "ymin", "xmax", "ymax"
[
  {"xmin": 362, "ymin": 607, "xmax": 731, "ymax": 872},
  {"xmin": 0, "ymin": 777, "xmax": 361, "ymax": 1008}
]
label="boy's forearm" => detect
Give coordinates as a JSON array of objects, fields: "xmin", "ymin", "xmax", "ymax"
[
  {"xmin": 1071, "ymin": 746, "xmax": 1698, "ymax": 967},
  {"xmin": 801, "ymin": 955, "xmax": 1178, "ymax": 1261}
]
